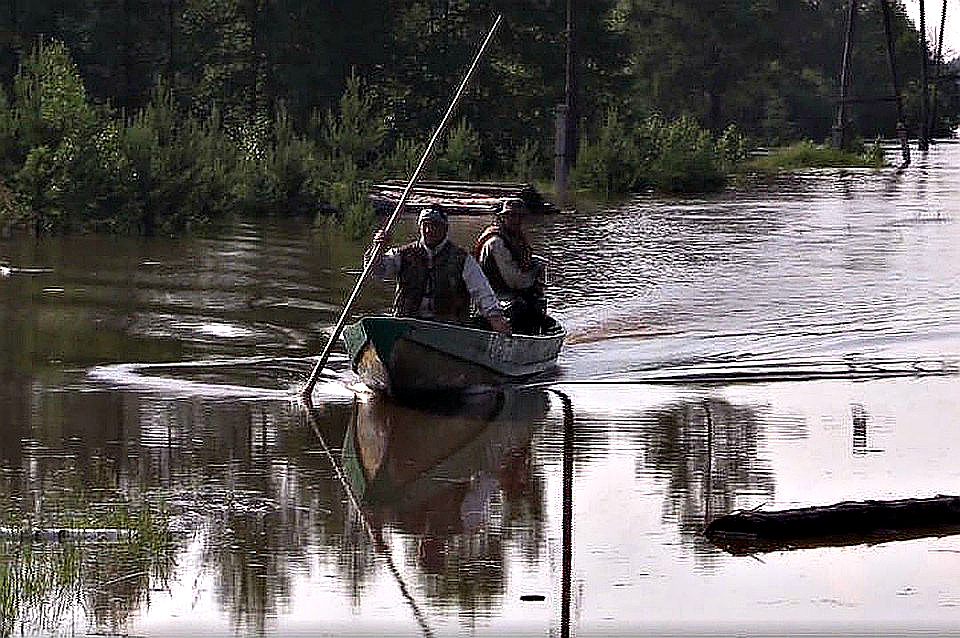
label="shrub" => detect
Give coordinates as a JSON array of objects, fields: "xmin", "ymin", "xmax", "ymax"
[
  {"xmin": 743, "ymin": 140, "xmax": 887, "ymax": 172},
  {"xmin": 572, "ymin": 110, "xmax": 738, "ymax": 195},
  {"xmin": 436, "ymin": 118, "xmax": 481, "ymax": 179},
  {"xmin": 644, "ymin": 114, "xmax": 725, "ymax": 193},
  {"xmin": 325, "ymin": 158, "xmax": 375, "ymax": 239},
  {"xmin": 383, "ymin": 136, "xmax": 426, "ymax": 177},
  {"xmin": 315, "ymin": 71, "xmax": 387, "ymax": 171},
  {"xmin": 510, "ymin": 139, "xmax": 544, "ymax": 182},
  {"xmin": 4, "ymin": 39, "xmax": 120, "ymax": 233},
  {"xmin": 571, "ymin": 108, "xmax": 640, "ymax": 194},
  {"xmin": 121, "ymin": 84, "xmax": 239, "ymax": 233},
  {"xmin": 236, "ymin": 106, "xmax": 321, "ymax": 216},
  {"xmin": 13, "ymin": 39, "xmax": 95, "ymax": 149},
  {"xmin": 715, "ymin": 124, "xmax": 749, "ymax": 171}
]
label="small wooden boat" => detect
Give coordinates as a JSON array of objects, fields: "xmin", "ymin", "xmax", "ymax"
[{"xmin": 341, "ymin": 315, "xmax": 564, "ymax": 396}]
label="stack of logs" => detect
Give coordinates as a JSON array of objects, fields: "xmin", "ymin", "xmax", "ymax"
[{"xmin": 369, "ymin": 180, "xmax": 559, "ymax": 216}]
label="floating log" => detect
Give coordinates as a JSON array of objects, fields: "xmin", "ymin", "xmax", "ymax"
[
  {"xmin": 704, "ymin": 495, "xmax": 960, "ymax": 555},
  {"xmin": 0, "ymin": 527, "xmax": 138, "ymax": 543},
  {"xmin": 369, "ymin": 179, "xmax": 559, "ymax": 216}
]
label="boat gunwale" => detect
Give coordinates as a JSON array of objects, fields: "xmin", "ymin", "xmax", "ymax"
[{"xmin": 356, "ymin": 314, "xmax": 566, "ymax": 343}]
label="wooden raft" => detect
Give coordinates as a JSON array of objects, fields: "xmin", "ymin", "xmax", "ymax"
[
  {"xmin": 704, "ymin": 495, "xmax": 960, "ymax": 555},
  {"xmin": 369, "ymin": 180, "xmax": 559, "ymax": 216}
]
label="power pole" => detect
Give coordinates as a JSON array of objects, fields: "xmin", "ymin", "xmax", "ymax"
[
  {"xmin": 879, "ymin": 0, "xmax": 910, "ymax": 167},
  {"xmin": 832, "ymin": 0, "xmax": 858, "ymax": 149},
  {"xmin": 554, "ymin": 0, "xmax": 577, "ymax": 200},
  {"xmin": 918, "ymin": 0, "xmax": 929, "ymax": 150},
  {"xmin": 929, "ymin": 0, "xmax": 948, "ymax": 141},
  {"xmin": 832, "ymin": 0, "xmax": 910, "ymax": 167}
]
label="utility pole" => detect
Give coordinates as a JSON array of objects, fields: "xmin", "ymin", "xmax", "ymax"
[
  {"xmin": 554, "ymin": 0, "xmax": 577, "ymax": 201},
  {"xmin": 929, "ymin": 0, "xmax": 948, "ymax": 142},
  {"xmin": 918, "ymin": 0, "xmax": 929, "ymax": 150},
  {"xmin": 879, "ymin": 0, "xmax": 910, "ymax": 167},
  {"xmin": 832, "ymin": 0, "xmax": 910, "ymax": 167},
  {"xmin": 832, "ymin": 0, "xmax": 858, "ymax": 149}
]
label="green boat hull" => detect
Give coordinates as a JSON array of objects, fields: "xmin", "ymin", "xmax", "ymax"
[{"xmin": 341, "ymin": 316, "xmax": 564, "ymax": 396}]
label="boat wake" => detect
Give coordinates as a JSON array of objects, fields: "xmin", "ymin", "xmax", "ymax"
[
  {"xmin": 541, "ymin": 354, "xmax": 960, "ymax": 387},
  {"xmin": 87, "ymin": 355, "xmax": 356, "ymax": 401}
]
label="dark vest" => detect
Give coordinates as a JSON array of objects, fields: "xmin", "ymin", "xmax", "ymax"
[
  {"xmin": 472, "ymin": 225, "xmax": 533, "ymax": 295},
  {"xmin": 394, "ymin": 240, "xmax": 470, "ymax": 323}
]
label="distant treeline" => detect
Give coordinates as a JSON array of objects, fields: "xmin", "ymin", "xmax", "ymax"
[{"xmin": 0, "ymin": 0, "xmax": 954, "ymax": 234}]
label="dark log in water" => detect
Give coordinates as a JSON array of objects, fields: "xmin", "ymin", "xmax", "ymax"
[
  {"xmin": 0, "ymin": 527, "xmax": 138, "ymax": 543},
  {"xmin": 369, "ymin": 179, "xmax": 559, "ymax": 216},
  {"xmin": 705, "ymin": 495, "xmax": 960, "ymax": 555}
]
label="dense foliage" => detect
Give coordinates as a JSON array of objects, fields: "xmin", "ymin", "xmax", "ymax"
[{"xmin": 0, "ymin": 0, "xmax": 955, "ymax": 234}]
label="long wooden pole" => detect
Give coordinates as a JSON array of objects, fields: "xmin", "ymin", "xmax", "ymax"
[
  {"xmin": 300, "ymin": 14, "xmax": 504, "ymax": 401},
  {"xmin": 559, "ymin": 390, "xmax": 573, "ymax": 638}
]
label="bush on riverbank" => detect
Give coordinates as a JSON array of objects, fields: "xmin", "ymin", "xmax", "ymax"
[
  {"xmin": 570, "ymin": 110, "xmax": 749, "ymax": 195},
  {"xmin": 0, "ymin": 41, "xmax": 237, "ymax": 234},
  {"xmin": 0, "ymin": 43, "xmax": 389, "ymax": 236},
  {"xmin": 741, "ymin": 139, "xmax": 886, "ymax": 172},
  {"xmin": 0, "ymin": 41, "xmax": 502, "ymax": 238}
]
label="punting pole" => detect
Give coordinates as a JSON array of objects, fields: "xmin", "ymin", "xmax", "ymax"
[{"xmin": 299, "ymin": 14, "xmax": 504, "ymax": 402}]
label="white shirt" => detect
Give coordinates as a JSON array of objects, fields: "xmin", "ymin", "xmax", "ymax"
[
  {"xmin": 477, "ymin": 235, "xmax": 538, "ymax": 290},
  {"xmin": 367, "ymin": 238, "xmax": 503, "ymax": 319}
]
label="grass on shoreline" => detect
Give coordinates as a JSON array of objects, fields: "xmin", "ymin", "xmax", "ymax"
[{"xmin": 739, "ymin": 140, "xmax": 886, "ymax": 173}]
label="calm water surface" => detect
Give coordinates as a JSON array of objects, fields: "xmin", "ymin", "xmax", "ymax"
[{"xmin": 2, "ymin": 144, "xmax": 960, "ymax": 636}]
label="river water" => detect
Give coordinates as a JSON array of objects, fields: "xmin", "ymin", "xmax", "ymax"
[{"xmin": 2, "ymin": 143, "xmax": 960, "ymax": 636}]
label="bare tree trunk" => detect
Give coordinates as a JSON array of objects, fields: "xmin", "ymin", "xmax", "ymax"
[
  {"xmin": 247, "ymin": 0, "xmax": 261, "ymax": 119},
  {"xmin": 167, "ymin": 0, "xmax": 176, "ymax": 83},
  {"xmin": 122, "ymin": 0, "xmax": 133, "ymax": 111}
]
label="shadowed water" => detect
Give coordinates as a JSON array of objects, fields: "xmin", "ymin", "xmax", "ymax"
[{"xmin": 1, "ymin": 144, "xmax": 960, "ymax": 636}]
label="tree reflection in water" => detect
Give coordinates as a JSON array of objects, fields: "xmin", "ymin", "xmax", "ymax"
[
  {"xmin": 0, "ymin": 377, "xmax": 355, "ymax": 635},
  {"xmin": 638, "ymin": 396, "xmax": 776, "ymax": 558},
  {"xmin": 0, "ymin": 371, "xmax": 564, "ymax": 634}
]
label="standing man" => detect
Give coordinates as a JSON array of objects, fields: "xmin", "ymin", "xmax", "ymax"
[
  {"xmin": 473, "ymin": 198, "xmax": 547, "ymax": 334},
  {"xmin": 367, "ymin": 206, "xmax": 511, "ymax": 334}
]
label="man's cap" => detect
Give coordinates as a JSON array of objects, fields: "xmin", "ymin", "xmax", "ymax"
[
  {"xmin": 497, "ymin": 198, "xmax": 525, "ymax": 215},
  {"xmin": 418, "ymin": 206, "xmax": 448, "ymax": 225}
]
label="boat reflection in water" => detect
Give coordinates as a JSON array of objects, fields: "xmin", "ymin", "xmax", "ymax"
[{"xmin": 341, "ymin": 388, "xmax": 551, "ymax": 598}]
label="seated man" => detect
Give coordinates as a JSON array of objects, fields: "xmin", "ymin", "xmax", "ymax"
[
  {"xmin": 367, "ymin": 206, "xmax": 510, "ymax": 334},
  {"xmin": 473, "ymin": 198, "xmax": 548, "ymax": 334}
]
